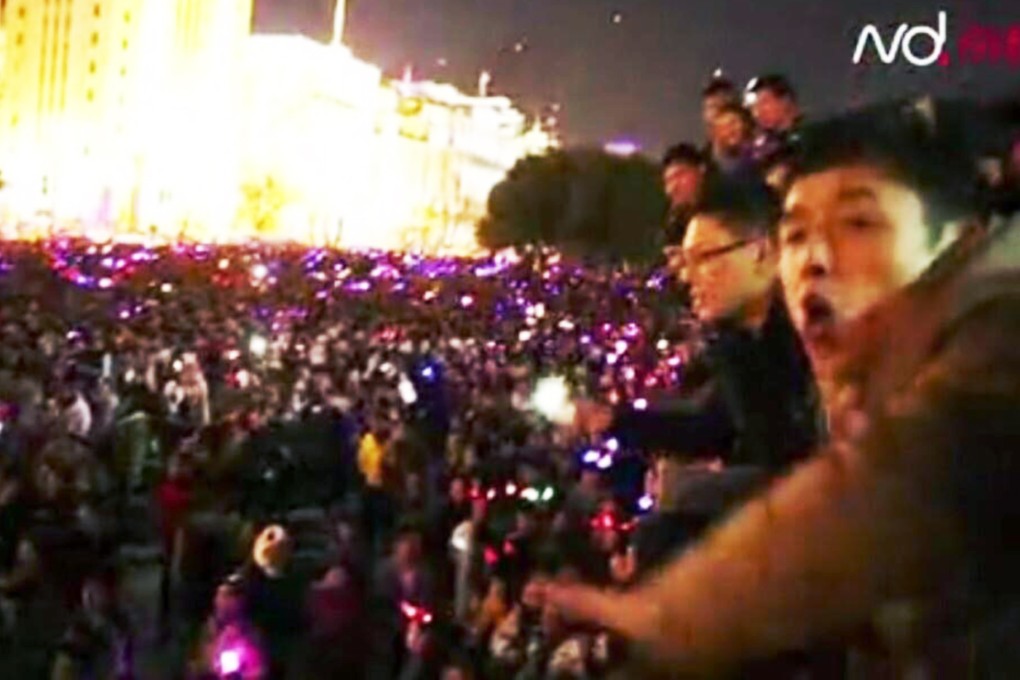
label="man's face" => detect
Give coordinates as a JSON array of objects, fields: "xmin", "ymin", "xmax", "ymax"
[
  {"xmin": 751, "ymin": 90, "xmax": 796, "ymax": 132},
  {"xmin": 712, "ymin": 110, "xmax": 748, "ymax": 152},
  {"xmin": 663, "ymin": 162, "xmax": 703, "ymax": 209},
  {"xmin": 779, "ymin": 165, "xmax": 946, "ymax": 358},
  {"xmin": 702, "ymin": 93, "xmax": 732, "ymax": 130},
  {"xmin": 675, "ymin": 214, "xmax": 772, "ymax": 323}
]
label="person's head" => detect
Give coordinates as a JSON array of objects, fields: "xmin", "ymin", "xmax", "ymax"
[
  {"xmin": 661, "ymin": 143, "xmax": 706, "ymax": 211},
  {"xmin": 702, "ymin": 76, "xmax": 740, "ymax": 131},
  {"xmin": 747, "ymin": 74, "xmax": 799, "ymax": 132},
  {"xmin": 394, "ymin": 526, "xmax": 423, "ymax": 567},
  {"xmin": 442, "ymin": 661, "xmax": 475, "ymax": 680},
  {"xmin": 778, "ymin": 102, "xmax": 985, "ymax": 364},
  {"xmin": 711, "ymin": 104, "xmax": 753, "ymax": 154},
  {"xmin": 448, "ymin": 476, "xmax": 467, "ymax": 504},
  {"xmin": 673, "ymin": 177, "xmax": 781, "ymax": 324}
]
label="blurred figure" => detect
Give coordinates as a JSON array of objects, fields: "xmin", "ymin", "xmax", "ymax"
[
  {"xmin": 370, "ymin": 526, "xmax": 436, "ymax": 679},
  {"xmin": 708, "ymin": 104, "xmax": 757, "ymax": 180},
  {"xmin": 700, "ymin": 75, "xmax": 741, "ymax": 138},
  {"xmin": 59, "ymin": 382, "xmax": 92, "ymax": 440},
  {"xmin": 747, "ymin": 73, "xmax": 803, "ymax": 164},
  {"xmin": 242, "ymin": 525, "xmax": 303, "ymax": 679},
  {"xmin": 192, "ymin": 577, "xmax": 266, "ymax": 680},
  {"xmin": 51, "ymin": 574, "xmax": 134, "ymax": 680},
  {"xmin": 301, "ymin": 563, "xmax": 367, "ymax": 679},
  {"xmin": 661, "ymin": 143, "xmax": 708, "ymax": 243}
]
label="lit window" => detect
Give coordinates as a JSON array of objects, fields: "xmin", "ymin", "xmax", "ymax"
[
  {"xmin": 125, "ymin": 11, "xmax": 131, "ymax": 22},
  {"xmin": 122, "ymin": 39, "xmax": 128, "ymax": 50},
  {"xmin": 18, "ymin": 7, "xmax": 26, "ymax": 20},
  {"xmin": 94, "ymin": 4, "xmax": 101, "ymax": 18},
  {"xmin": 87, "ymin": 90, "xmax": 95, "ymax": 102},
  {"xmin": 89, "ymin": 61, "xmax": 97, "ymax": 74},
  {"xmin": 91, "ymin": 33, "xmax": 99, "ymax": 46},
  {"xmin": 15, "ymin": 34, "xmax": 24, "ymax": 47}
]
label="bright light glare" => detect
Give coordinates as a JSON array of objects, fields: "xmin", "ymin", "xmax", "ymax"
[
  {"xmin": 398, "ymin": 375, "xmax": 418, "ymax": 404},
  {"xmin": 219, "ymin": 649, "xmax": 242, "ymax": 675},
  {"xmin": 250, "ymin": 335, "xmax": 268, "ymax": 357},
  {"xmin": 530, "ymin": 376, "xmax": 575, "ymax": 425}
]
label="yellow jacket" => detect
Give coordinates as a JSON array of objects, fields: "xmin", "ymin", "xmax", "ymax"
[{"xmin": 358, "ymin": 433, "xmax": 384, "ymax": 488}]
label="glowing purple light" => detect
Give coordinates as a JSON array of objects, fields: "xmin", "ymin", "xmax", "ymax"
[
  {"xmin": 460, "ymin": 295, "xmax": 474, "ymax": 308},
  {"xmin": 638, "ymin": 494, "xmax": 655, "ymax": 512},
  {"xmin": 633, "ymin": 398, "xmax": 648, "ymax": 411},
  {"xmin": 605, "ymin": 437, "xmax": 620, "ymax": 453},
  {"xmin": 582, "ymin": 449, "xmax": 601, "ymax": 464},
  {"xmin": 596, "ymin": 455, "xmax": 613, "ymax": 470}
]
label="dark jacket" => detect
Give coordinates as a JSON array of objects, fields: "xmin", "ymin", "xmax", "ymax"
[
  {"xmin": 609, "ymin": 292, "xmax": 821, "ymax": 473},
  {"xmin": 608, "ymin": 218, "xmax": 1020, "ymax": 677}
]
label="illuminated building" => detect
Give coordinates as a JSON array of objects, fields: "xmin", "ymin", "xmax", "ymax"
[
  {"xmin": 0, "ymin": 0, "xmax": 553, "ymax": 253},
  {"xmin": 0, "ymin": 0, "xmax": 251, "ymax": 239}
]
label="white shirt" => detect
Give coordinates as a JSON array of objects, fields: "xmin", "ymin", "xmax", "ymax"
[{"xmin": 64, "ymin": 393, "xmax": 93, "ymax": 438}]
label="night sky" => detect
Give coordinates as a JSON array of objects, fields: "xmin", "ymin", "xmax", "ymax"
[{"xmin": 255, "ymin": 0, "xmax": 1018, "ymax": 155}]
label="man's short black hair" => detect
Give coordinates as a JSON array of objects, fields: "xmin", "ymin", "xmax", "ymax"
[
  {"xmin": 702, "ymin": 76, "xmax": 738, "ymax": 99},
  {"xmin": 789, "ymin": 99, "xmax": 996, "ymax": 243},
  {"xmin": 662, "ymin": 143, "xmax": 704, "ymax": 169},
  {"xmin": 747, "ymin": 74, "xmax": 797, "ymax": 102},
  {"xmin": 693, "ymin": 176, "xmax": 782, "ymax": 240}
]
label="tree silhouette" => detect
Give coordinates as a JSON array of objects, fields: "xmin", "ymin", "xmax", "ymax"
[{"xmin": 478, "ymin": 149, "xmax": 667, "ymax": 263}]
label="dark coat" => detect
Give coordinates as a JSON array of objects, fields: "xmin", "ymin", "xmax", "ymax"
[
  {"xmin": 610, "ymin": 293, "xmax": 821, "ymax": 473},
  {"xmin": 607, "ymin": 218, "xmax": 1020, "ymax": 677}
]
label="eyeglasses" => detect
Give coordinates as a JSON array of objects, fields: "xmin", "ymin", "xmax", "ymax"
[{"xmin": 664, "ymin": 238, "xmax": 758, "ymax": 271}]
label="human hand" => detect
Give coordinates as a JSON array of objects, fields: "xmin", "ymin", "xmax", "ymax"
[{"xmin": 572, "ymin": 399, "xmax": 613, "ymax": 437}]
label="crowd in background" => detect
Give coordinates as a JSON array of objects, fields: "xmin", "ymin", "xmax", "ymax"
[{"xmin": 0, "ymin": 71, "xmax": 1018, "ymax": 680}]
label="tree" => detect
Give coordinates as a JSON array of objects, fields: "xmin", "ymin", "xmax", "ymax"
[
  {"xmin": 478, "ymin": 149, "xmax": 668, "ymax": 262},
  {"xmin": 239, "ymin": 175, "xmax": 292, "ymax": 236}
]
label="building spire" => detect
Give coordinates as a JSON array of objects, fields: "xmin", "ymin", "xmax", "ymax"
[{"xmin": 332, "ymin": 0, "xmax": 346, "ymax": 46}]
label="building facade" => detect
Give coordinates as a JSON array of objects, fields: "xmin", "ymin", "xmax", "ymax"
[
  {"xmin": 0, "ymin": 0, "xmax": 251, "ymax": 239},
  {"xmin": 0, "ymin": 0, "xmax": 552, "ymax": 252}
]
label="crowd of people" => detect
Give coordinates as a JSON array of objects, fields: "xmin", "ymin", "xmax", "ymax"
[
  {"xmin": 0, "ymin": 70, "xmax": 1018, "ymax": 680},
  {"xmin": 0, "ymin": 234, "xmax": 700, "ymax": 678}
]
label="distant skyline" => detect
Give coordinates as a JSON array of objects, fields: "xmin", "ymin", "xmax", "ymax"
[{"xmin": 256, "ymin": 0, "xmax": 1018, "ymax": 154}]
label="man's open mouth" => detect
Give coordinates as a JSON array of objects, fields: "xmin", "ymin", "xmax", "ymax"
[{"xmin": 801, "ymin": 294, "xmax": 836, "ymax": 340}]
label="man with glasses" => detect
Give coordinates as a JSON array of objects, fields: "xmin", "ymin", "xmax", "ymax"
[
  {"xmin": 575, "ymin": 179, "xmax": 821, "ymax": 588},
  {"xmin": 579, "ymin": 177, "xmax": 819, "ymax": 473}
]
